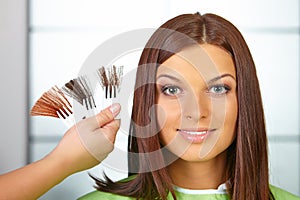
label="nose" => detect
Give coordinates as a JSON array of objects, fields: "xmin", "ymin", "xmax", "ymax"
[{"xmin": 181, "ymin": 92, "xmax": 210, "ymax": 122}]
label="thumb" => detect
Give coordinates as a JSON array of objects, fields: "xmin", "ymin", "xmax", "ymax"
[{"xmin": 101, "ymin": 119, "xmax": 121, "ymax": 143}]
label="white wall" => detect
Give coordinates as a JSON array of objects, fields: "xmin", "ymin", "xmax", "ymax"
[{"xmin": 0, "ymin": 0, "xmax": 27, "ymax": 173}]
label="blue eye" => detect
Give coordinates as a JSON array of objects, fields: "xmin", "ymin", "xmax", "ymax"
[
  {"xmin": 208, "ymin": 84, "xmax": 230, "ymax": 95},
  {"xmin": 161, "ymin": 85, "xmax": 182, "ymax": 96}
]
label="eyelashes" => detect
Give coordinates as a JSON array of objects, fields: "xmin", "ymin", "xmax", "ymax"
[
  {"xmin": 159, "ymin": 83, "xmax": 231, "ymax": 97},
  {"xmin": 207, "ymin": 84, "xmax": 231, "ymax": 96},
  {"xmin": 161, "ymin": 85, "xmax": 182, "ymax": 96}
]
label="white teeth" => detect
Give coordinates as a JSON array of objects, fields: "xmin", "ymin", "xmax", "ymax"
[{"xmin": 182, "ymin": 131, "xmax": 207, "ymax": 135}]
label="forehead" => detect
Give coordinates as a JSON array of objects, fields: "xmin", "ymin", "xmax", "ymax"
[{"xmin": 157, "ymin": 44, "xmax": 236, "ymax": 81}]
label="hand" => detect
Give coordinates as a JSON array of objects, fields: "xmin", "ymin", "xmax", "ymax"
[
  {"xmin": 0, "ymin": 104, "xmax": 121, "ymax": 200},
  {"xmin": 46, "ymin": 103, "xmax": 121, "ymax": 175}
]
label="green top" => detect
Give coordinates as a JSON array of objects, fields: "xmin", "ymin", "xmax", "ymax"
[{"xmin": 78, "ymin": 176, "xmax": 300, "ymax": 200}]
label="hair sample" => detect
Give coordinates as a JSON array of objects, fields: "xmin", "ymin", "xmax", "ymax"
[
  {"xmin": 62, "ymin": 75, "xmax": 96, "ymax": 110},
  {"xmin": 93, "ymin": 13, "xmax": 273, "ymax": 200},
  {"xmin": 31, "ymin": 65, "xmax": 124, "ymax": 127},
  {"xmin": 97, "ymin": 65, "xmax": 123, "ymax": 98},
  {"xmin": 30, "ymin": 85, "xmax": 73, "ymax": 118}
]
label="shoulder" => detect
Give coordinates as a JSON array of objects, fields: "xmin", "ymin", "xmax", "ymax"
[
  {"xmin": 78, "ymin": 190, "xmax": 134, "ymax": 200},
  {"xmin": 270, "ymin": 185, "xmax": 300, "ymax": 200}
]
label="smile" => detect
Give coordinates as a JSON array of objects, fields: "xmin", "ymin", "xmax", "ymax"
[{"xmin": 177, "ymin": 129, "xmax": 216, "ymax": 143}]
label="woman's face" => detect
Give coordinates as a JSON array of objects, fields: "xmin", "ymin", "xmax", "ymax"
[{"xmin": 156, "ymin": 44, "xmax": 237, "ymax": 162}]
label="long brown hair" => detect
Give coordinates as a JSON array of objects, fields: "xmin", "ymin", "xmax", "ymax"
[{"xmin": 92, "ymin": 12, "xmax": 273, "ymax": 200}]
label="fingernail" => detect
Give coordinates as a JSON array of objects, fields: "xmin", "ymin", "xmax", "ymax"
[{"xmin": 109, "ymin": 103, "xmax": 121, "ymax": 117}]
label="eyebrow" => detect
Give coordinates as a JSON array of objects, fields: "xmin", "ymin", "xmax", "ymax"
[
  {"xmin": 156, "ymin": 74, "xmax": 182, "ymax": 83},
  {"xmin": 207, "ymin": 74, "xmax": 236, "ymax": 84},
  {"xmin": 157, "ymin": 73, "xmax": 235, "ymax": 84}
]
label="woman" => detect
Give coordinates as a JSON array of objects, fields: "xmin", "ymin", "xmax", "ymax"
[{"xmin": 79, "ymin": 12, "xmax": 299, "ymax": 200}]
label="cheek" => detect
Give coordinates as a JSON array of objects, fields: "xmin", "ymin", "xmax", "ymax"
[
  {"xmin": 156, "ymin": 96, "xmax": 181, "ymax": 125},
  {"xmin": 201, "ymin": 96, "xmax": 238, "ymax": 159},
  {"xmin": 211, "ymin": 95, "xmax": 237, "ymax": 130},
  {"xmin": 156, "ymin": 99, "xmax": 182, "ymax": 144},
  {"xmin": 225, "ymin": 95, "xmax": 238, "ymax": 131},
  {"xmin": 219, "ymin": 95, "xmax": 238, "ymax": 147}
]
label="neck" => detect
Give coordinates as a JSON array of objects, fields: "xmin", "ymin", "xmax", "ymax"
[{"xmin": 167, "ymin": 150, "xmax": 228, "ymax": 190}]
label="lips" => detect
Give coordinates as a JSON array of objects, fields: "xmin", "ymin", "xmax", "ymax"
[{"xmin": 177, "ymin": 128, "xmax": 216, "ymax": 143}]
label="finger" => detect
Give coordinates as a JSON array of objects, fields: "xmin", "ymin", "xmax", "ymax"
[
  {"xmin": 96, "ymin": 103, "xmax": 121, "ymax": 127},
  {"xmin": 80, "ymin": 103, "xmax": 121, "ymax": 129}
]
